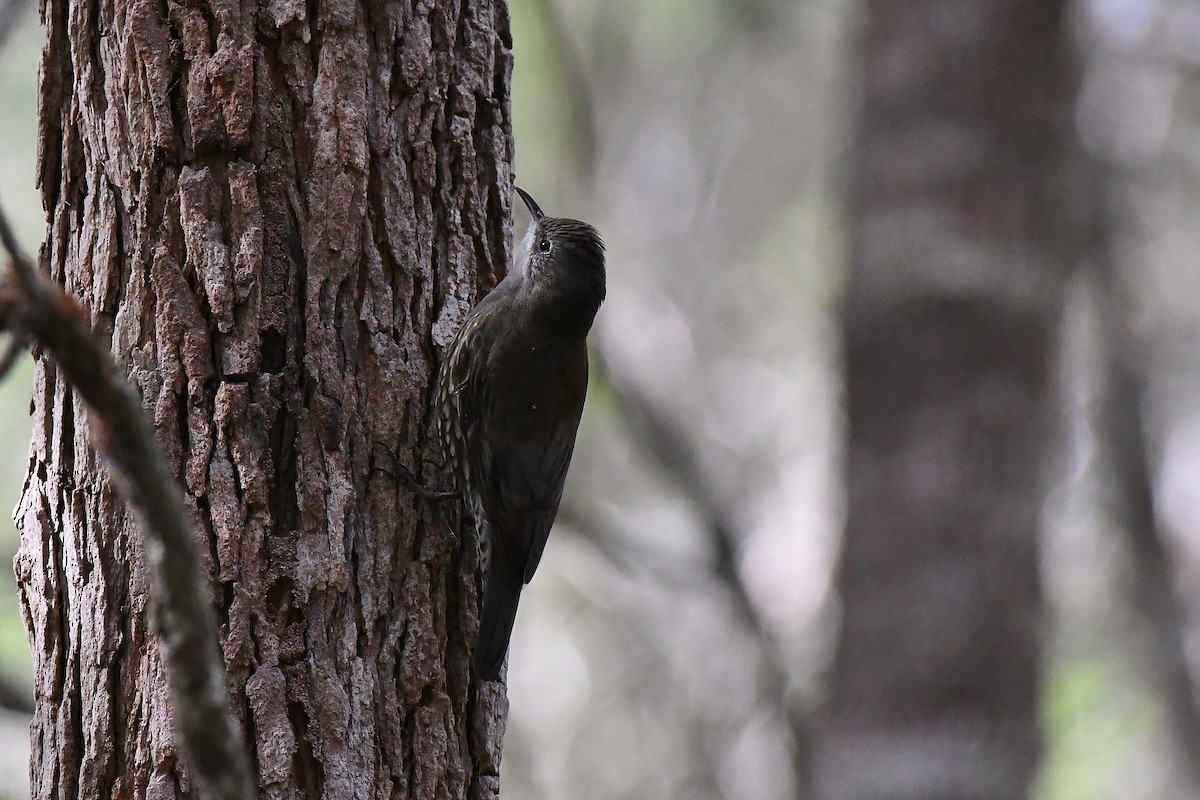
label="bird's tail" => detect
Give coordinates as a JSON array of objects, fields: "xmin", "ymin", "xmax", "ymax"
[{"xmin": 474, "ymin": 567, "xmax": 523, "ymax": 681}]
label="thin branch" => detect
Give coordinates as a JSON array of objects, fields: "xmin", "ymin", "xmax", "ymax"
[
  {"xmin": 593, "ymin": 345, "xmax": 811, "ymax": 800},
  {"xmin": 0, "ymin": 208, "xmax": 256, "ymax": 800},
  {"xmin": 556, "ymin": 497, "xmax": 707, "ymax": 586},
  {"xmin": 1093, "ymin": 255, "xmax": 1200, "ymax": 790},
  {"xmin": 535, "ymin": 1, "xmax": 809, "ymax": 791}
]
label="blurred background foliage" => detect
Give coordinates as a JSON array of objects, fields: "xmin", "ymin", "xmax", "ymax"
[
  {"xmin": 0, "ymin": 6, "xmax": 37, "ymax": 690},
  {"xmin": 1, "ymin": 0, "xmax": 1200, "ymax": 798}
]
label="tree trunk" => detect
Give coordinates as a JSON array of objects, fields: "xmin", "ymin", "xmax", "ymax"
[
  {"xmin": 15, "ymin": 1, "xmax": 514, "ymax": 798},
  {"xmin": 818, "ymin": 3, "xmax": 1083, "ymax": 800}
]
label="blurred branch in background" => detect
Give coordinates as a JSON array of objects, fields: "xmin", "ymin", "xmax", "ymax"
[
  {"xmin": 0, "ymin": 672, "xmax": 30, "ymax": 715},
  {"xmin": 527, "ymin": 0, "xmax": 814, "ymax": 795},
  {"xmin": 1070, "ymin": 1, "xmax": 1200, "ymax": 792},
  {"xmin": 1093, "ymin": 248, "xmax": 1200, "ymax": 790},
  {"xmin": 527, "ymin": 0, "xmax": 597, "ymax": 183},
  {"xmin": 594, "ymin": 346, "xmax": 812, "ymax": 798},
  {"xmin": 0, "ymin": 0, "xmax": 32, "ymax": 51},
  {"xmin": 556, "ymin": 499, "xmax": 702, "ymax": 586}
]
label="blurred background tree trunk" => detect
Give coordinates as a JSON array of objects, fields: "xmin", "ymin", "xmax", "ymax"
[
  {"xmin": 13, "ymin": 1, "xmax": 513, "ymax": 797},
  {"xmin": 819, "ymin": 2, "xmax": 1089, "ymax": 799}
]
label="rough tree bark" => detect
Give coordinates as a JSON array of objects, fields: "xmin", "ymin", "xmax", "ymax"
[
  {"xmin": 15, "ymin": 1, "xmax": 514, "ymax": 798},
  {"xmin": 818, "ymin": 3, "xmax": 1084, "ymax": 800}
]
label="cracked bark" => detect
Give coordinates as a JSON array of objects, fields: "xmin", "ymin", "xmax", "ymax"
[{"xmin": 16, "ymin": 1, "xmax": 514, "ymax": 798}]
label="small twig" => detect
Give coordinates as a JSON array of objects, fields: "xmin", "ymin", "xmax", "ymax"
[
  {"xmin": 593, "ymin": 344, "xmax": 812, "ymax": 800},
  {"xmin": 0, "ymin": 207, "xmax": 256, "ymax": 800}
]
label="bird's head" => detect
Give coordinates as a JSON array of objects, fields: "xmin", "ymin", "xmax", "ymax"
[{"xmin": 515, "ymin": 187, "xmax": 606, "ymax": 320}]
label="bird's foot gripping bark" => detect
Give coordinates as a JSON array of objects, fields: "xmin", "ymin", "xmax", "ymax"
[
  {"xmin": 371, "ymin": 446, "xmax": 464, "ymax": 548},
  {"xmin": 371, "ymin": 445, "xmax": 461, "ymax": 501},
  {"xmin": 394, "ymin": 462, "xmax": 461, "ymax": 502}
]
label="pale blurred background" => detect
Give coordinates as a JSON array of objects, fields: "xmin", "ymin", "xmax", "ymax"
[{"xmin": 2, "ymin": 0, "xmax": 1200, "ymax": 798}]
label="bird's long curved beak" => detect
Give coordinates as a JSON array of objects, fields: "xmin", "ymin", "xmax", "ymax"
[{"xmin": 514, "ymin": 186, "xmax": 545, "ymax": 221}]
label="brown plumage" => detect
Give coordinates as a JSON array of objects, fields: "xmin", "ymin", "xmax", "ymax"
[{"xmin": 437, "ymin": 187, "xmax": 605, "ymax": 680}]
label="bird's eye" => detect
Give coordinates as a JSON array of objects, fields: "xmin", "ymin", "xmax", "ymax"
[{"xmin": 538, "ymin": 238, "xmax": 552, "ymax": 253}]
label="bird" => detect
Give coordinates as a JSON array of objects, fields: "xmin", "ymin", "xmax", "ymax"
[{"xmin": 436, "ymin": 186, "xmax": 606, "ymax": 681}]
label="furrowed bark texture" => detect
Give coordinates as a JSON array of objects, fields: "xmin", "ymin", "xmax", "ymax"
[
  {"xmin": 819, "ymin": 3, "xmax": 1082, "ymax": 800},
  {"xmin": 16, "ymin": 1, "xmax": 514, "ymax": 798}
]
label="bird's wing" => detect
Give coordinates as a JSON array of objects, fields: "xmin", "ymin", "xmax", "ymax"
[
  {"xmin": 482, "ymin": 423, "xmax": 578, "ymax": 584},
  {"xmin": 437, "ymin": 310, "xmax": 492, "ymax": 491},
  {"xmin": 443, "ymin": 294, "xmax": 584, "ymax": 586}
]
